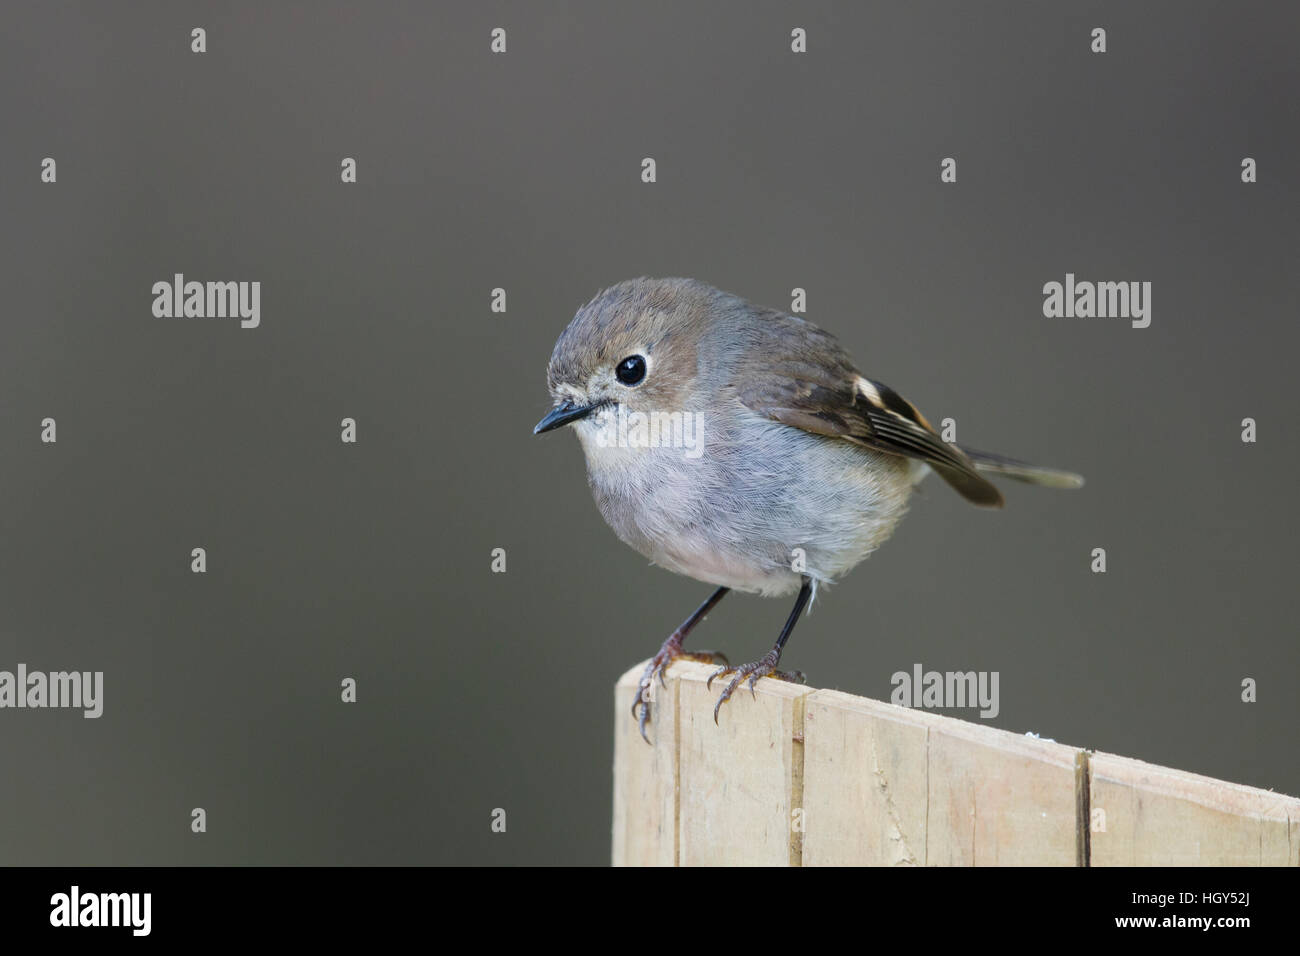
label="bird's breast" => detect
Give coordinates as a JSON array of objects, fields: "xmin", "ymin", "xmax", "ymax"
[{"xmin": 574, "ymin": 409, "xmax": 916, "ymax": 594}]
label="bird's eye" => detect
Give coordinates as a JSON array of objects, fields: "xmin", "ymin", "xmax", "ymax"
[{"xmin": 615, "ymin": 354, "xmax": 647, "ymax": 386}]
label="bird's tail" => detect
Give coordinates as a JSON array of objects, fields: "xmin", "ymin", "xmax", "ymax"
[{"xmin": 959, "ymin": 446, "xmax": 1085, "ymax": 490}]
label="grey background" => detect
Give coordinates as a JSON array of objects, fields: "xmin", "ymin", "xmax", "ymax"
[{"xmin": 0, "ymin": 1, "xmax": 1296, "ymax": 865}]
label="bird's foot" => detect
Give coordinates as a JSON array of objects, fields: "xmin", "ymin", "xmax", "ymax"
[
  {"xmin": 706, "ymin": 652, "xmax": 806, "ymax": 724},
  {"xmin": 633, "ymin": 633, "xmax": 728, "ymax": 744}
]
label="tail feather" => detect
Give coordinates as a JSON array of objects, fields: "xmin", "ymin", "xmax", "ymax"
[{"xmin": 959, "ymin": 446, "xmax": 1084, "ymax": 490}]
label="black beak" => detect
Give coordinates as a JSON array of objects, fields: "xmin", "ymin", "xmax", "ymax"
[{"xmin": 533, "ymin": 401, "xmax": 599, "ymax": 435}]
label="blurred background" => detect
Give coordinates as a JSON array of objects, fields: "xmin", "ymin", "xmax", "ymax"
[{"xmin": 0, "ymin": 1, "xmax": 1296, "ymax": 865}]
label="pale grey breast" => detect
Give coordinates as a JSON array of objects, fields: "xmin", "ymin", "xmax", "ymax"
[{"xmin": 576, "ymin": 398, "xmax": 918, "ymax": 597}]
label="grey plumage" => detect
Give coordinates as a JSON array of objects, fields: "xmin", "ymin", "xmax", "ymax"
[
  {"xmin": 535, "ymin": 277, "xmax": 1083, "ymax": 733},
  {"xmin": 542, "ymin": 277, "xmax": 1081, "ymax": 598}
]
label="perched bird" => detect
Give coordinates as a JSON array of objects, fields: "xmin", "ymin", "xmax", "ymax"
[{"xmin": 534, "ymin": 278, "xmax": 1082, "ymax": 742}]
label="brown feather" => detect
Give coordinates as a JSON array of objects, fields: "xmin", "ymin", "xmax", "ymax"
[{"xmin": 733, "ymin": 311, "xmax": 1005, "ymax": 508}]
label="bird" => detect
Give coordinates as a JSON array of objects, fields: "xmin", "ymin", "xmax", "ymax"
[{"xmin": 533, "ymin": 278, "xmax": 1082, "ymax": 742}]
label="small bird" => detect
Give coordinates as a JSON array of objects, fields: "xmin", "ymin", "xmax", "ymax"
[{"xmin": 534, "ymin": 278, "xmax": 1082, "ymax": 742}]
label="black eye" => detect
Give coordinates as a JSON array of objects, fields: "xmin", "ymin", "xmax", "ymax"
[{"xmin": 615, "ymin": 354, "xmax": 647, "ymax": 386}]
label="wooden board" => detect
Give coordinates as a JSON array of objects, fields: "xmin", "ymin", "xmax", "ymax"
[
  {"xmin": 1089, "ymin": 752, "xmax": 1300, "ymax": 866},
  {"xmin": 801, "ymin": 690, "xmax": 1080, "ymax": 865},
  {"xmin": 675, "ymin": 662, "xmax": 811, "ymax": 866},
  {"xmin": 613, "ymin": 662, "xmax": 1300, "ymax": 866}
]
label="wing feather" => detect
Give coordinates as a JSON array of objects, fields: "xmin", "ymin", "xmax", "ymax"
[{"xmin": 732, "ymin": 320, "xmax": 1004, "ymax": 507}]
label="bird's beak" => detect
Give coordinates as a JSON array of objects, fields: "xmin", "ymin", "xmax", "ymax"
[{"xmin": 533, "ymin": 401, "xmax": 599, "ymax": 435}]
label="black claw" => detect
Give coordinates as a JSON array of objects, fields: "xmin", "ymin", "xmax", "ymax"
[
  {"xmin": 706, "ymin": 578, "xmax": 813, "ymax": 728},
  {"xmin": 712, "ymin": 672, "xmax": 745, "ymax": 723},
  {"xmin": 710, "ymin": 657, "xmax": 809, "ymax": 721},
  {"xmin": 631, "ymin": 585, "xmax": 733, "ymax": 743},
  {"xmin": 638, "ymin": 700, "xmax": 651, "ymax": 744}
]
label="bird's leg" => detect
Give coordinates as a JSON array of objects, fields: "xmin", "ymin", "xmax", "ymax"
[
  {"xmin": 633, "ymin": 586, "xmax": 730, "ymax": 743},
  {"xmin": 708, "ymin": 577, "xmax": 812, "ymax": 723}
]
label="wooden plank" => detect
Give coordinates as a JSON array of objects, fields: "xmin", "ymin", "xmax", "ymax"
[
  {"xmin": 923, "ymin": 713, "xmax": 1080, "ymax": 866},
  {"xmin": 611, "ymin": 661, "xmax": 679, "ymax": 866},
  {"xmin": 801, "ymin": 690, "xmax": 928, "ymax": 866},
  {"xmin": 614, "ymin": 664, "xmax": 1300, "ymax": 866},
  {"xmin": 1089, "ymin": 752, "xmax": 1300, "ymax": 866},
  {"xmin": 674, "ymin": 661, "xmax": 811, "ymax": 866},
  {"xmin": 801, "ymin": 690, "xmax": 1080, "ymax": 865}
]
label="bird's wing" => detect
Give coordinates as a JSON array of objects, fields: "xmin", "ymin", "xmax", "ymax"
[{"xmin": 734, "ymin": 326, "xmax": 1004, "ymax": 507}]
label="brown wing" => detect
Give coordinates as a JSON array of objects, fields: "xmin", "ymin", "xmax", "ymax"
[{"xmin": 734, "ymin": 323, "xmax": 1004, "ymax": 507}]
